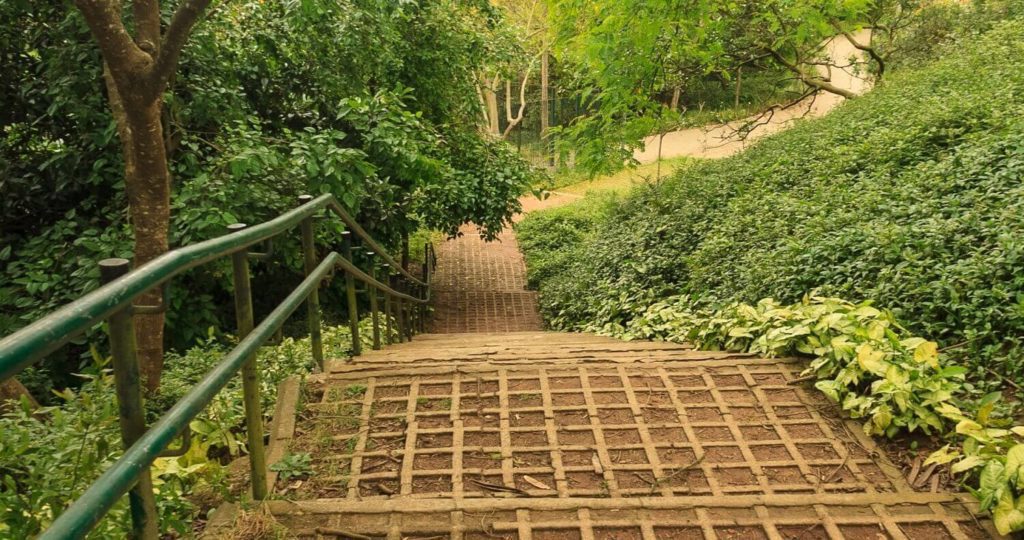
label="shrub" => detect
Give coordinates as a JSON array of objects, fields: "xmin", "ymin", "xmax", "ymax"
[
  {"xmin": 0, "ymin": 322, "xmax": 373, "ymax": 536},
  {"xmin": 518, "ymin": 20, "xmax": 1024, "ymax": 383},
  {"xmin": 518, "ymin": 20, "xmax": 1024, "ymax": 534}
]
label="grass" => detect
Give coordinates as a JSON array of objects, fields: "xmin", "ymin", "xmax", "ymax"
[{"xmin": 550, "ymin": 157, "xmax": 696, "ymax": 196}]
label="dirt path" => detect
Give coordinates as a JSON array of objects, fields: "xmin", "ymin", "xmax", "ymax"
[{"xmin": 634, "ymin": 30, "xmax": 873, "ymax": 163}]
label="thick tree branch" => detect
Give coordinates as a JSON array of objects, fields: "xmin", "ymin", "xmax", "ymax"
[
  {"xmin": 475, "ymin": 81, "xmax": 490, "ymax": 125},
  {"xmin": 132, "ymin": 0, "xmax": 161, "ymax": 54},
  {"xmin": 838, "ymin": 28, "xmax": 885, "ymax": 79},
  {"xmin": 152, "ymin": 0, "xmax": 212, "ymax": 89},
  {"xmin": 74, "ymin": 0, "xmax": 150, "ymax": 75},
  {"xmin": 770, "ymin": 50, "xmax": 857, "ymax": 99},
  {"xmin": 502, "ymin": 71, "xmax": 531, "ymax": 137}
]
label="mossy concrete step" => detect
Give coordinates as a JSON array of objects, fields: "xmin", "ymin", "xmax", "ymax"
[
  {"xmin": 268, "ymin": 494, "xmax": 997, "ymax": 540},
  {"xmin": 271, "ymin": 344, "xmax": 1001, "ymax": 539}
]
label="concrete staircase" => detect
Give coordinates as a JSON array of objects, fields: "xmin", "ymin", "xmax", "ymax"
[{"xmin": 266, "ymin": 331, "xmax": 996, "ymax": 540}]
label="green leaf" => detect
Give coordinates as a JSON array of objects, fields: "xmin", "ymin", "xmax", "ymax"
[
  {"xmin": 912, "ymin": 341, "xmax": 939, "ymax": 369},
  {"xmin": 1007, "ymin": 445, "xmax": 1024, "ymax": 487},
  {"xmin": 871, "ymin": 406, "xmax": 893, "ymax": 433},
  {"xmin": 980, "ymin": 460, "xmax": 1007, "ymax": 510},
  {"xmin": 951, "ymin": 455, "xmax": 986, "ymax": 474},
  {"xmin": 925, "ymin": 445, "xmax": 959, "ymax": 466},
  {"xmin": 993, "ymin": 489, "xmax": 1024, "ymax": 535},
  {"xmin": 856, "ymin": 344, "xmax": 888, "ymax": 377}
]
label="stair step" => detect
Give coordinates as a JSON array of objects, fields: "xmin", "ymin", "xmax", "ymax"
[
  {"xmin": 267, "ymin": 494, "xmax": 994, "ymax": 539},
  {"xmin": 269, "ymin": 331, "xmax": 1000, "ymax": 539}
]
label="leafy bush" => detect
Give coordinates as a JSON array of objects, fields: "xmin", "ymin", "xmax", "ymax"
[
  {"xmin": 0, "ymin": 0, "xmax": 541, "ymax": 393},
  {"xmin": 600, "ymin": 295, "xmax": 964, "ymax": 438},
  {"xmin": 519, "ymin": 20, "xmax": 1024, "ymax": 533},
  {"xmin": 0, "ymin": 322, "xmax": 373, "ymax": 536},
  {"xmin": 518, "ymin": 20, "xmax": 1024, "ymax": 383}
]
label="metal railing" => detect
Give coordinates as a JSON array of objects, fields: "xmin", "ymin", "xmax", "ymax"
[{"xmin": 0, "ymin": 193, "xmax": 437, "ymax": 539}]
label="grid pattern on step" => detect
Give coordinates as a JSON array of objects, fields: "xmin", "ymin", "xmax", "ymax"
[
  {"xmin": 279, "ymin": 500, "xmax": 991, "ymax": 540},
  {"xmin": 299, "ymin": 360, "xmax": 908, "ymax": 501}
]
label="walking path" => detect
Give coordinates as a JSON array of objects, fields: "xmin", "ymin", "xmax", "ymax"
[
  {"xmin": 268, "ymin": 203, "xmax": 999, "ymax": 539},
  {"xmin": 634, "ymin": 30, "xmax": 873, "ymax": 163},
  {"xmin": 427, "ymin": 225, "xmax": 542, "ymax": 333}
]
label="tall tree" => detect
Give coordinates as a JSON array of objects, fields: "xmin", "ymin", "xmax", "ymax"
[
  {"xmin": 75, "ymin": 0, "xmax": 211, "ymax": 391},
  {"xmin": 478, "ymin": 0, "xmax": 545, "ymax": 139}
]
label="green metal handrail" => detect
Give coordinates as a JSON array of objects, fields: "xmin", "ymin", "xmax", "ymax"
[
  {"xmin": 0, "ymin": 193, "xmax": 437, "ymax": 539},
  {"xmin": 0, "ymin": 194, "xmax": 426, "ymax": 382}
]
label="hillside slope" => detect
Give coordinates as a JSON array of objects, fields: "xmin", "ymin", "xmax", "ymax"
[{"xmin": 518, "ymin": 20, "xmax": 1024, "ymax": 379}]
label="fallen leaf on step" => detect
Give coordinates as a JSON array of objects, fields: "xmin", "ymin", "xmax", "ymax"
[
  {"xmin": 522, "ymin": 475, "xmax": 552, "ymax": 490},
  {"xmin": 592, "ymin": 453, "xmax": 604, "ymax": 474}
]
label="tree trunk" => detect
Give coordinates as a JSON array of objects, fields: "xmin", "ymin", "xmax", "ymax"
[
  {"xmin": 670, "ymin": 86, "xmax": 681, "ymax": 111},
  {"xmin": 123, "ymin": 99, "xmax": 170, "ymax": 393},
  {"xmin": 540, "ymin": 49, "xmax": 552, "ymax": 166},
  {"xmin": 0, "ymin": 378, "xmax": 39, "ymax": 410},
  {"xmin": 77, "ymin": 0, "xmax": 213, "ymax": 395},
  {"xmin": 401, "ymin": 232, "xmax": 410, "ymax": 273},
  {"xmin": 484, "ymin": 82, "xmax": 500, "ymax": 135},
  {"xmin": 735, "ymin": 66, "xmax": 743, "ymax": 108},
  {"xmin": 540, "ymin": 51, "xmax": 550, "ymax": 137}
]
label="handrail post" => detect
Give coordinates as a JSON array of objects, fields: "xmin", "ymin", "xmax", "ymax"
[
  {"xmin": 341, "ymin": 231, "xmax": 362, "ymax": 356},
  {"xmin": 98, "ymin": 259, "xmax": 159, "ymax": 540},
  {"xmin": 366, "ymin": 251, "xmax": 381, "ymax": 350},
  {"xmin": 382, "ymin": 263, "xmax": 393, "ymax": 345},
  {"xmin": 228, "ymin": 224, "xmax": 269, "ymax": 500},
  {"xmin": 298, "ymin": 196, "xmax": 324, "ymax": 371},
  {"xmin": 421, "ymin": 243, "xmax": 431, "ymax": 333},
  {"xmin": 392, "ymin": 274, "xmax": 407, "ymax": 343}
]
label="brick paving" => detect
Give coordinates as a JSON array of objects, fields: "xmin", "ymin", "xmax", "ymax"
[{"xmin": 427, "ymin": 224, "xmax": 543, "ymax": 333}]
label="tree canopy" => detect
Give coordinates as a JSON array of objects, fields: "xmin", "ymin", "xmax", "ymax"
[
  {"xmin": 0, "ymin": 0, "xmax": 542, "ymax": 392},
  {"xmin": 546, "ymin": 0, "xmax": 903, "ymax": 175}
]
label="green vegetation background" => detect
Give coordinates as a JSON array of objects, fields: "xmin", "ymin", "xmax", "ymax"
[{"xmin": 519, "ymin": 19, "xmax": 1024, "ymax": 389}]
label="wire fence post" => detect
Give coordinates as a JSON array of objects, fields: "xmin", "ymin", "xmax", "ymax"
[
  {"xmin": 342, "ymin": 231, "xmax": 361, "ymax": 356},
  {"xmin": 382, "ymin": 264, "xmax": 393, "ymax": 344},
  {"xmin": 366, "ymin": 251, "xmax": 382, "ymax": 350},
  {"xmin": 393, "ymin": 273, "xmax": 407, "ymax": 343}
]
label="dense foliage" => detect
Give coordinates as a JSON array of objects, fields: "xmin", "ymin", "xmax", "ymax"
[
  {"xmin": 546, "ymin": 0, "xmax": 889, "ymax": 175},
  {"xmin": 0, "ymin": 0, "xmax": 541, "ymax": 392},
  {"xmin": 0, "ymin": 322, "xmax": 371, "ymax": 536},
  {"xmin": 519, "ymin": 19, "xmax": 1024, "ymax": 384},
  {"xmin": 518, "ymin": 19, "xmax": 1024, "ymax": 533},
  {"xmin": 614, "ymin": 295, "xmax": 963, "ymax": 438}
]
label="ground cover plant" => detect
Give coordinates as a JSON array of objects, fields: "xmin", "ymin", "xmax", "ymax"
[
  {"xmin": 519, "ymin": 19, "xmax": 1024, "ymax": 387},
  {"xmin": 517, "ymin": 19, "xmax": 1024, "ymax": 534},
  {"xmin": 0, "ymin": 322, "xmax": 373, "ymax": 537}
]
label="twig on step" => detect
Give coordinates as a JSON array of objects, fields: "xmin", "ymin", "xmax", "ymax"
[
  {"xmin": 648, "ymin": 455, "xmax": 707, "ymax": 494},
  {"xmin": 315, "ymin": 527, "xmax": 376, "ymax": 540},
  {"xmin": 786, "ymin": 374, "xmax": 817, "ymax": 385}
]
